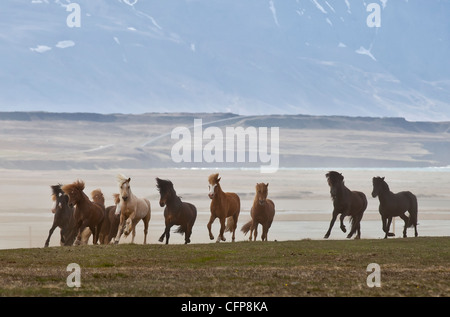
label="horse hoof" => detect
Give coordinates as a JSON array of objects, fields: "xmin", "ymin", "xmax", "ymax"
[
  {"xmin": 158, "ymin": 237, "xmax": 163, "ymax": 243},
  {"xmin": 341, "ymin": 227, "xmax": 347, "ymax": 233},
  {"xmin": 388, "ymin": 232, "xmax": 395, "ymax": 237},
  {"xmin": 324, "ymin": 234, "xmax": 330, "ymax": 239}
]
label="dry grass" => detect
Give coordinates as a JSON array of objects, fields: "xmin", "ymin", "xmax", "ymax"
[{"xmin": 0, "ymin": 237, "xmax": 448, "ymax": 297}]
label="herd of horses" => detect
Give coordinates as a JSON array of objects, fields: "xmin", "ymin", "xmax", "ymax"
[{"xmin": 45, "ymin": 171, "xmax": 419, "ymax": 247}]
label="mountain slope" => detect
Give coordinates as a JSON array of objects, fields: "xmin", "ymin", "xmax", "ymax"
[{"xmin": 0, "ymin": 0, "xmax": 449, "ymax": 120}]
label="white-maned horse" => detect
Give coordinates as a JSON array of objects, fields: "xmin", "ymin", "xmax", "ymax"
[{"xmin": 114, "ymin": 174, "xmax": 151, "ymax": 244}]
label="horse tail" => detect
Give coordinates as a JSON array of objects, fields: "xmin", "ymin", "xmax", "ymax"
[
  {"xmin": 241, "ymin": 220, "xmax": 253, "ymax": 235},
  {"xmin": 407, "ymin": 193, "xmax": 418, "ymax": 228},
  {"xmin": 175, "ymin": 225, "xmax": 186, "ymax": 235},
  {"xmin": 225, "ymin": 216, "xmax": 235, "ymax": 232}
]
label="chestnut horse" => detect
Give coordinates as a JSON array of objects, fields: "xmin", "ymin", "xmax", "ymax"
[
  {"xmin": 45, "ymin": 184, "xmax": 77, "ymax": 247},
  {"xmin": 372, "ymin": 176, "xmax": 418, "ymax": 239},
  {"xmin": 207, "ymin": 173, "xmax": 240, "ymax": 243},
  {"xmin": 114, "ymin": 174, "xmax": 151, "ymax": 244},
  {"xmin": 91, "ymin": 189, "xmax": 108, "ymax": 244},
  {"xmin": 156, "ymin": 178, "xmax": 197, "ymax": 244},
  {"xmin": 98, "ymin": 193, "xmax": 121, "ymax": 244},
  {"xmin": 62, "ymin": 180, "xmax": 105, "ymax": 245},
  {"xmin": 241, "ymin": 183, "xmax": 275, "ymax": 241},
  {"xmin": 324, "ymin": 171, "xmax": 367, "ymax": 239}
]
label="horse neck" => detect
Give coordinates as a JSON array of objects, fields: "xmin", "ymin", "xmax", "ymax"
[
  {"xmin": 214, "ymin": 184, "xmax": 226, "ymax": 201},
  {"xmin": 76, "ymin": 192, "xmax": 91, "ymax": 211},
  {"xmin": 166, "ymin": 194, "xmax": 183, "ymax": 211},
  {"xmin": 333, "ymin": 182, "xmax": 348, "ymax": 199}
]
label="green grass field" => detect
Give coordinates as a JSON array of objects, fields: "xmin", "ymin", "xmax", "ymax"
[{"xmin": 0, "ymin": 237, "xmax": 448, "ymax": 297}]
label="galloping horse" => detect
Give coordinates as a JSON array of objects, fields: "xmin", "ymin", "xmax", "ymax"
[
  {"xmin": 324, "ymin": 171, "xmax": 367, "ymax": 239},
  {"xmin": 91, "ymin": 189, "xmax": 107, "ymax": 244},
  {"xmin": 114, "ymin": 174, "xmax": 151, "ymax": 244},
  {"xmin": 45, "ymin": 184, "xmax": 77, "ymax": 247},
  {"xmin": 241, "ymin": 183, "xmax": 275, "ymax": 241},
  {"xmin": 62, "ymin": 180, "xmax": 104, "ymax": 245},
  {"xmin": 98, "ymin": 194, "xmax": 121, "ymax": 244},
  {"xmin": 207, "ymin": 173, "xmax": 240, "ymax": 243},
  {"xmin": 372, "ymin": 176, "xmax": 418, "ymax": 239},
  {"xmin": 156, "ymin": 178, "xmax": 197, "ymax": 244}
]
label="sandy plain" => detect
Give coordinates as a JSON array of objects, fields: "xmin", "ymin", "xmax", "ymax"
[{"xmin": 0, "ymin": 167, "xmax": 449, "ymax": 249}]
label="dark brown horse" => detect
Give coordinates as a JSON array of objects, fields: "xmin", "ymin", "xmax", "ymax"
[
  {"xmin": 45, "ymin": 184, "xmax": 77, "ymax": 247},
  {"xmin": 98, "ymin": 193, "xmax": 121, "ymax": 244},
  {"xmin": 324, "ymin": 171, "xmax": 367, "ymax": 239},
  {"xmin": 372, "ymin": 176, "xmax": 418, "ymax": 239},
  {"xmin": 90, "ymin": 189, "xmax": 108, "ymax": 244},
  {"xmin": 156, "ymin": 178, "xmax": 197, "ymax": 244},
  {"xmin": 207, "ymin": 173, "xmax": 241, "ymax": 243},
  {"xmin": 62, "ymin": 180, "xmax": 104, "ymax": 245},
  {"xmin": 241, "ymin": 183, "xmax": 275, "ymax": 241}
]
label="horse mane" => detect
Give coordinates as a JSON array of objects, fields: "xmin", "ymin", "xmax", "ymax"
[
  {"xmin": 62, "ymin": 180, "xmax": 85, "ymax": 194},
  {"xmin": 156, "ymin": 178, "xmax": 175, "ymax": 194},
  {"xmin": 91, "ymin": 189, "xmax": 105, "ymax": 205},
  {"xmin": 116, "ymin": 173, "xmax": 129, "ymax": 185},
  {"xmin": 374, "ymin": 177, "xmax": 390, "ymax": 191},
  {"xmin": 208, "ymin": 173, "xmax": 221, "ymax": 184},
  {"xmin": 326, "ymin": 171, "xmax": 344, "ymax": 184},
  {"xmin": 112, "ymin": 193, "xmax": 120, "ymax": 205}
]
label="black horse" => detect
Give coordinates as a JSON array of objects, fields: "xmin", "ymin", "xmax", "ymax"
[
  {"xmin": 372, "ymin": 177, "xmax": 418, "ymax": 239},
  {"xmin": 324, "ymin": 171, "xmax": 367, "ymax": 239},
  {"xmin": 156, "ymin": 178, "xmax": 197, "ymax": 244},
  {"xmin": 45, "ymin": 184, "xmax": 77, "ymax": 247}
]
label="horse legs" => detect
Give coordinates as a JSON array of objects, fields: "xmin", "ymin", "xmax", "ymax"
[
  {"xmin": 399, "ymin": 214, "xmax": 409, "ymax": 238},
  {"xmin": 339, "ymin": 213, "xmax": 347, "ymax": 233},
  {"xmin": 252, "ymin": 223, "xmax": 258, "ymax": 241},
  {"xmin": 114, "ymin": 215, "xmax": 126, "ymax": 244},
  {"xmin": 142, "ymin": 216, "xmax": 150, "ymax": 245},
  {"xmin": 218, "ymin": 217, "xmax": 226, "ymax": 243},
  {"xmin": 44, "ymin": 223, "xmax": 58, "ymax": 247},
  {"xmin": 324, "ymin": 210, "xmax": 339, "ymax": 239},
  {"xmin": 384, "ymin": 217, "xmax": 393, "ymax": 239},
  {"xmin": 262, "ymin": 224, "xmax": 269, "ymax": 241},
  {"xmin": 207, "ymin": 215, "xmax": 216, "ymax": 240}
]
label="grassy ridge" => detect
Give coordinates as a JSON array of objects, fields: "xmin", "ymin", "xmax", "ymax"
[{"xmin": 0, "ymin": 237, "xmax": 448, "ymax": 297}]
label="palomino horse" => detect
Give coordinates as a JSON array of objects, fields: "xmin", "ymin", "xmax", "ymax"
[
  {"xmin": 241, "ymin": 183, "xmax": 275, "ymax": 241},
  {"xmin": 207, "ymin": 173, "xmax": 240, "ymax": 243},
  {"xmin": 114, "ymin": 174, "xmax": 151, "ymax": 244},
  {"xmin": 45, "ymin": 184, "xmax": 77, "ymax": 247},
  {"xmin": 324, "ymin": 171, "xmax": 367, "ymax": 239},
  {"xmin": 156, "ymin": 178, "xmax": 197, "ymax": 244},
  {"xmin": 62, "ymin": 180, "xmax": 105, "ymax": 245},
  {"xmin": 372, "ymin": 176, "xmax": 418, "ymax": 239},
  {"xmin": 98, "ymin": 194, "xmax": 121, "ymax": 244}
]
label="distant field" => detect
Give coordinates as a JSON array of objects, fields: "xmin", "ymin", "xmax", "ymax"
[{"xmin": 0, "ymin": 237, "xmax": 448, "ymax": 297}]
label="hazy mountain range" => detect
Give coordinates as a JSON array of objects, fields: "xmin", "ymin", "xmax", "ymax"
[
  {"xmin": 1, "ymin": 111, "xmax": 449, "ymax": 170},
  {"xmin": 1, "ymin": 0, "xmax": 450, "ymax": 121}
]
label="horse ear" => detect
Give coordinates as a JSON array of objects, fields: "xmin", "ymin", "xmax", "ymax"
[
  {"xmin": 382, "ymin": 177, "xmax": 385, "ymax": 180},
  {"xmin": 217, "ymin": 177, "xmax": 221, "ymax": 183},
  {"xmin": 127, "ymin": 178, "xmax": 131, "ymax": 183},
  {"xmin": 266, "ymin": 183, "xmax": 269, "ymax": 187}
]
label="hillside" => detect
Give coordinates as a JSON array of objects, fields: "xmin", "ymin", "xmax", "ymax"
[{"xmin": 1, "ymin": 112, "xmax": 449, "ymax": 170}]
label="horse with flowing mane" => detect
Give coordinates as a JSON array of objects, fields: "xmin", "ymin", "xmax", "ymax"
[
  {"xmin": 45, "ymin": 184, "xmax": 77, "ymax": 247},
  {"xmin": 372, "ymin": 176, "xmax": 418, "ymax": 238},
  {"xmin": 114, "ymin": 174, "xmax": 151, "ymax": 244},
  {"xmin": 207, "ymin": 173, "xmax": 240, "ymax": 243},
  {"xmin": 156, "ymin": 178, "xmax": 197, "ymax": 244},
  {"xmin": 324, "ymin": 171, "xmax": 367, "ymax": 239},
  {"xmin": 62, "ymin": 180, "xmax": 105, "ymax": 245},
  {"xmin": 241, "ymin": 183, "xmax": 275, "ymax": 241}
]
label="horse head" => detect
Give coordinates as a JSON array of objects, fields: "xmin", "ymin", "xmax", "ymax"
[
  {"xmin": 255, "ymin": 183, "xmax": 269, "ymax": 205},
  {"xmin": 208, "ymin": 173, "xmax": 221, "ymax": 199},
  {"xmin": 372, "ymin": 176, "xmax": 387, "ymax": 198},
  {"xmin": 117, "ymin": 174, "xmax": 131, "ymax": 202},
  {"xmin": 326, "ymin": 171, "xmax": 344, "ymax": 199},
  {"xmin": 156, "ymin": 177, "xmax": 175, "ymax": 207},
  {"xmin": 62, "ymin": 180, "xmax": 85, "ymax": 208},
  {"xmin": 51, "ymin": 184, "xmax": 69, "ymax": 213}
]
